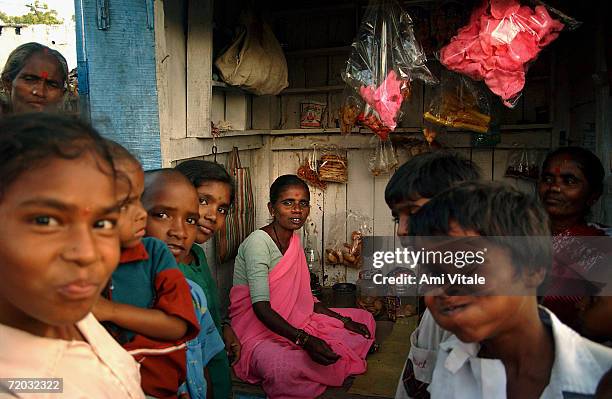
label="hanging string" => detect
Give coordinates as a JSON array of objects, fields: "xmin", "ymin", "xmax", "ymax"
[{"xmin": 211, "ymin": 121, "xmax": 221, "ymax": 164}]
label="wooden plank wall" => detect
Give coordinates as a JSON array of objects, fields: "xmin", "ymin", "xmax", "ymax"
[
  {"xmin": 250, "ymin": 129, "xmax": 551, "ymax": 286},
  {"xmin": 155, "ymin": 0, "xmax": 263, "ymax": 166}
]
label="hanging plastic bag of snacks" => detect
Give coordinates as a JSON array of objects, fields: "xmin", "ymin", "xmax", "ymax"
[
  {"xmin": 368, "ymin": 136, "xmax": 399, "ymax": 176},
  {"xmin": 439, "ymin": 0, "xmax": 579, "ymax": 108},
  {"xmin": 297, "ymin": 144, "xmax": 327, "ymax": 190},
  {"xmin": 338, "ymin": 94, "xmax": 362, "ymax": 135},
  {"xmin": 504, "ymin": 147, "xmax": 541, "ymax": 180},
  {"xmin": 325, "ymin": 211, "xmax": 372, "ymax": 269},
  {"xmin": 424, "ymin": 70, "xmax": 491, "ymax": 133},
  {"xmin": 318, "ymin": 145, "xmax": 348, "ymax": 183},
  {"xmin": 342, "ymin": 0, "xmax": 437, "ymax": 140}
]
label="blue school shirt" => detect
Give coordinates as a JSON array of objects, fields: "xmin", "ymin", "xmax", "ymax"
[{"xmin": 179, "ymin": 280, "xmax": 225, "ymax": 399}]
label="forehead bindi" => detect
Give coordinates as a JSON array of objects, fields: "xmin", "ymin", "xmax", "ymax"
[
  {"xmin": 20, "ymin": 53, "xmax": 62, "ymax": 80},
  {"xmin": 278, "ymin": 186, "xmax": 309, "ymax": 201},
  {"xmin": 547, "ymin": 158, "xmax": 584, "ymax": 178}
]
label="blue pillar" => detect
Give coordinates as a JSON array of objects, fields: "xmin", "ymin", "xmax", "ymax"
[{"xmin": 75, "ymin": 0, "xmax": 161, "ymax": 169}]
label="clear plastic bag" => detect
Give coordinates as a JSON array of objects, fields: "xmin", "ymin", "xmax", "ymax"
[
  {"xmin": 440, "ymin": 0, "xmax": 579, "ymax": 108},
  {"xmin": 342, "ymin": 0, "xmax": 437, "ymax": 139},
  {"xmin": 424, "ymin": 70, "xmax": 491, "ymax": 133},
  {"xmin": 504, "ymin": 147, "xmax": 541, "ymax": 180},
  {"xmin": 368, "ymin": 136, "xmax": 399, "ymax": 176},
  {"xmin": 325, "ymin": 212, "xmax": 372, "ymax": 269}
]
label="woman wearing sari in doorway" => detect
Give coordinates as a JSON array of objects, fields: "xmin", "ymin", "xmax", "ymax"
[{"xmin": 230, "ymin": 175, "xmax": 376, "ymax": 399}]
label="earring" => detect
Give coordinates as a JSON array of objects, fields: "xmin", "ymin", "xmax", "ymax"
[{"xmin": 32, "ymin": 89, "xmax": 37, "ymax": 95}]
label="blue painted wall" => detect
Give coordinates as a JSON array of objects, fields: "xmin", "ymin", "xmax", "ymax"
[{"xmin": 75, "ymin": 0, "xmax": 162, "ymax": 169}]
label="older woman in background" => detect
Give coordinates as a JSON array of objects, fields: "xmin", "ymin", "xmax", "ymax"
[
  {"xmin": 1, "ymin": 42, "xmax": 69, "ymax": 115},
  {"xmin": 539, "ymin": 146, "xmax": 612, "ymax": 342}
]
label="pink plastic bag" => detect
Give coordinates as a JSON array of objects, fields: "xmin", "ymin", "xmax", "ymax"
[
  {"xmin": 440, "ymin": 0, "xmax": 579, "ymax": 108},
  {"xmin": 342, "ymin": 0, "xmax": 437, "ymax": 139}
]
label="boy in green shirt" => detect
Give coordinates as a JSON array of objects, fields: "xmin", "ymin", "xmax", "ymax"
[{"xmin": 176, "ymin": 161, "xmax": 240, "ymax": 398}]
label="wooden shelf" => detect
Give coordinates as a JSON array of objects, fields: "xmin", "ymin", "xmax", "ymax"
[
  {"xmin": 212, "ymin": 80, "xmax": 228, "ymax": 87},
  {"xmin": 213, "ymin": 81, "xmax": 348, "ymax": 95},
  {"xmin": 281, "ymin": 85, "xmax": 346, "ymax": 94},
  {"xmin": 200, "ymin": 124, "xmax": 552, "ymax": 138},
  {"xmin": 271, "ymin": 128, "xmax": 344, "ymax": 135},
  {"xmin": 269, "ymin": 127, "xmax": 422, "ymax": 135},
  {"xmin": 284, "ymin": 46, "xmax": 351, "ymax": 58},
  {"xmin": 218, "ymin": 130, "xmax": 269, "ymax": 137},
  {"xmin": 212, "ymin": 80, "xmax": 249, "ymax": 93}
]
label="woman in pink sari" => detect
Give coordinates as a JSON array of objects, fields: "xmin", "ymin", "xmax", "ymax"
[{"xmin": 230, "ymin": 175, "xmax": 376, "ymax": 398}]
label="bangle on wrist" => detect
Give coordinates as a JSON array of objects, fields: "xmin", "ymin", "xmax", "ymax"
[{"xmin": 294, "ymin": 329, "xmax": 309, "ymax": 347}]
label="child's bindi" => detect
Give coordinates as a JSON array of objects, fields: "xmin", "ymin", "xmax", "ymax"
[
  {"xmin": 554, "ymin": 167, "xmax": 561, "ymax": 174},
  {"xmin": 82, "ymin": 207, "xmax": 92, "ymax": 217},
  {"xmin": 41, "ymin": 71, "xmax": 49, "ymax": 80}
]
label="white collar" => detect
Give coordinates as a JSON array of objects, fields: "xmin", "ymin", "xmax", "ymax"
[{"xmin": 437, "ymin": 307, "xmax": 608, "ymax": 396}]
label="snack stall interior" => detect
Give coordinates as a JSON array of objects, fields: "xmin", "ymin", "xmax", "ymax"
[
  {"xmin": 153, "ymin": 0, "xmax": 610, "ymax": 297},
  {"xmin": 73, "ymin": 0, "xmax": 611, "ymax": 396}
]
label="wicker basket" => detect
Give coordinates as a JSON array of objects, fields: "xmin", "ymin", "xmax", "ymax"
[{"xmin": 319, "ymin": 154, "xmax": 348, "ymax": 183}]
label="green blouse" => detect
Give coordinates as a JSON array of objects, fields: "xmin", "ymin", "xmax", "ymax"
[{"xmin": 233, "ymin": 230, "xmax": 283, "ymax": 303}]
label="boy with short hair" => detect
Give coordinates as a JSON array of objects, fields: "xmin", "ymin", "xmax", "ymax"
[
  {"xmin": 176, "ymin": 160, "xmax": 240, "ymax": 399},
  {"xmin": 409, "ymin": 181, "xmax": 612, "ymax": 398},
  {"xmin": 142, "ymin": 168, "xmax": 226, "ymax": 399},
  {"xmin": 384, "ymin": 151, "xmax": 481, "ymax": 398},
  {"xmin": 94, "ymin": 142, "xmax": 200, "ymax": 399},
  {"xmin": 385, "ymin": 151, "xmax": 482, "ymax": 237}
]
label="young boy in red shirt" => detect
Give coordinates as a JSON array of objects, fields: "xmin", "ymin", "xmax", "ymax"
[{"xmin": 94, "ymin": 142, "xmax": 199, "ymax": 399}]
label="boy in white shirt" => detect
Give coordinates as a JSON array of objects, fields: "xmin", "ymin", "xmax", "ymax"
[
  {"xmin": 408, "ymin": 181, "xmax": 612, "ymax": 399},
  {"xmin": 384, "ymin": 152, "xmax": 480, "ymax": 398}
]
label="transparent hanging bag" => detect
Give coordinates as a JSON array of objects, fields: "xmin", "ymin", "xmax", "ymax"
[
  {"xmin": 325, "ymin": 211, "xmax": 372, "ymax": 269},
  {"xmin": 424, "ymin": 70, "xmax": 491, "ymax": 133},
  {"xmin": 368, "ymin": 136, "xmax": 399, "ymax": 176},
  {"xmin": 342, "ymin": 0, "xmax": 437, "ymax": 140},
  {"xmin": 439, "ymin": 0, "xmax": 580, "ymax": 108}
]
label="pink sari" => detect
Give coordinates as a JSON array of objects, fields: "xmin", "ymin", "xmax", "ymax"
[{"xmin": 230, "ymin": 233, "xmax": 375, "ymax": 399}]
